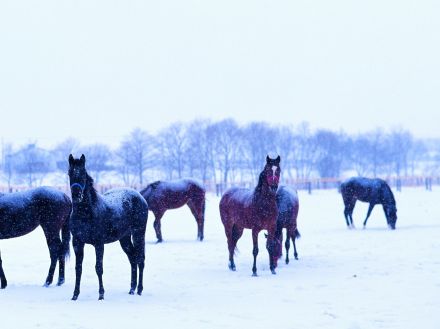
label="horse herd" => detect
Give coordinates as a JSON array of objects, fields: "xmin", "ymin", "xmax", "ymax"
[{"xmin": 0, "ymin": 154, "xmax": 397, "ymax": 300}]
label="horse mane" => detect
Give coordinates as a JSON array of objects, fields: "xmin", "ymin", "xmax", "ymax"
[
  {"xmin": 139, "ymin": 181, "xmax": 161, "ymax": 201},
  {"xmin": 382, "ymin": 181, "xmax": 396, "ymax": 208},
  {"xmin": 86, "ymin": 172, "xmax": 98, "ymax": 204},
  {"xmin": 253, "ymin": 170, "xmax": 266, "ymax": 196}
]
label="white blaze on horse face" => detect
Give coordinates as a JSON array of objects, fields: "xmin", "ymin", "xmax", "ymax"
[{"xmin": 272, "ymin": 166, "xmax": 277, "ymax": 178}]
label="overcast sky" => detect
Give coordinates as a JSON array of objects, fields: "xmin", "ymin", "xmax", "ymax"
[{"xmin": 1, "ymin": 0, "xmax": 439, "ymax": 148}]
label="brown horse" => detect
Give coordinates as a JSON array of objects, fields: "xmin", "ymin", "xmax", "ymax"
[
  {"xmin": 140, "ymin": 179, "xmax": 206, "ymax": 243},
  {"xmin": 219, "ymin": 155, "xmax": 282, "ymax": 276}
]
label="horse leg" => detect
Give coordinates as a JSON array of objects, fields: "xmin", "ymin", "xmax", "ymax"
[
  {"xmin": 153, "ymin": 210, "xmax": 165, "ymax": 243},
  {"xmin": 347, "ymin": 201, "xmax": 356, "ymax": 229},
  {"xmin": 41, "ymin": 226, "xmax": 61, "ymax": 287},
  {"xmin": 226, "ymin": 225, "xmax": 236, "ymax": 271},
  {"xmin": 292, "ymin": 231, "xmax": 299, "ymax": 260},
  {"xmin": 94, "ymin": 244, "xmax": 105, "ymax": 300},
  {"xmin": 363, "ymin": 203, "xmax": 375, "ymax": 228},
  {"xmin": 72, "ymin": 238, "xmax": 85, "ymax": 301},
  {"xmin": 251, "ymin": 229, "xmax": 259, "ymax": 276},
  {"xmin": 119, "ymin": 235, "xmax": 137, "ymax": 295},
  {"xmin": 132, "ymin": 227, "xmax": 146, "ymax": 296},
  {"xmin": 187, "ymin": 198, "xmax": 205, "ymax": 241},
  {"xmin": 0, "ymin": 251, "xmax": 7, "ymax": 289},
  {"xmin": 284, "ymin": 230, "xmax": 290, "ymax": 264}
]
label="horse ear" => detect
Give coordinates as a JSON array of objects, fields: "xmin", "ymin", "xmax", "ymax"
[
  {"xmin": 275, "ymin": 155, "xmax": 281, "ymax": 164},
  {"xmin": 80, "ymin": 154, "xmax": 86, "ymax": 166},
  {"xmin": 264, "ymin": 233, "xmax": 268, "ymax": 239},
  {"xmin": 68, "ymin": 154, "xmax": 74, "ymax": 166},
  {"xmin": 266, "ymin": 155, "xmax": 270, "ymax": 163}
]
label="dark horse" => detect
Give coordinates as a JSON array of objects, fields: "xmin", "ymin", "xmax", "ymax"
[
  {"xmin": 219, "ymin": 155, "xmax": 282, "ymax": 276},
  {"xmin": 68, "ymin": 154, "xmax": 148, "ymax": 300},
  {"xmin": 140, "ymin": 179, "xmax": 205, "ymax": 243},
  {"xmin": 274, "ymin": 185, "xmax": 300, "ymax": 266},
  {"xmin": 340, "ymin": 177, "xmax": 397, "ymax": 229},
  {"xmin": 0, "ymin": 187, "xmax": 71, "ymax": 289}
]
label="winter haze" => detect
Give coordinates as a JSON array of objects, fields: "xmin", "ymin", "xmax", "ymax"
[{"xmin": 1, "ymin": 0, "xmax": 439, "ymax": 147}]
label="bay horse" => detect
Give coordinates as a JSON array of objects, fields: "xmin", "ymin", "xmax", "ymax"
[
  {"xmin": 68, "ymin": 154, "xmax": 148, "ymax": 300},
  {"xmin": 340, "ymin": 177, "xmax": 397, "ymax": 229},
  {"xmin": 140, "ymin": 179, "xmax": 205, "ymax": 243},
  {"xmin": 274, "ymin": 185, "xmax": 300, "ymax": 265},
  {"xmin": 0, "ymin": 187, "xmax": 71, "ymax": 289},
  {"xmin": 219, "ymin": 155, "xmax": 282, "ymax": 276}
]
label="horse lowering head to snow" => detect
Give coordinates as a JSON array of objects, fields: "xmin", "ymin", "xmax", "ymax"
[
  {"xmin": 340, "ymin": 177, "xmax": 397, "ymax": 229},
  {"xmin": 219, "ymin": 155, "xmax": 282, "ymax": 276}
]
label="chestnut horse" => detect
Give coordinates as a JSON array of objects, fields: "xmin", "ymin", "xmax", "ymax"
[
  {"xmin": 140, "ymin": 179, "xmax": 205, "ymax": 243},
  {"xmin": 340, "ymin": 177, "xmax": 397, "ymax": 229},
  {"xmin": 219, "ymin": 155, "xmax": 282, "ymax": 276}
]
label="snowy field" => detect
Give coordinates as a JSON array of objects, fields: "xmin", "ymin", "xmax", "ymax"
[{"xmin": 0, "ymin": 187, "xmax": 439, "ymax": 329}]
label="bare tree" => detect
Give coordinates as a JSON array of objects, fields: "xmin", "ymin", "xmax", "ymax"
[
  {"xmin": 1, "ymin": 143, "xmax": 14, "ymax": 191},
  {"xmin": 242, "ymin": 122, "xmax": 277, "ymax": 180},
  {"xmin": 208, "ymin": 119, "xmax": 242, "ymax": 187},
  {"xmin": 157, "ymin": 122, "xmax": 188, "ymax": 179},
  {"xmin": 292, "ymin": 122, "xmax": 319, "ymax": 179},
  {"xmin": 116, "ymin": 128, "xmax": 154, "ymax": 187},
  {"xmin": 80, "ymin": 143, "xmax": 113, "ymax": 184},
  {"xmin": 13, "ymin": 143, "xmax": 55, "ymax": 187},
  {"xmin": 185, "ymin": 120, "xmax": 214, "ymax": 182}
]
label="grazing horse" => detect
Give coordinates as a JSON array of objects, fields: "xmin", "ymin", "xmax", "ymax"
[
  {"xmin": 140, "ymin": 179, "xmax": 205, "ymax": 243},
  {"xmin": 0, "ymin": 187, "xmax": 71, "ymax": 289},
  {"xmin": 275, "ymin": 185, "xmax": 300, "ymax": 265},
  {"xmin": 68, "ymin": 154, "xmax": 148, "ymax": 300},
  {"xmin": 219, "ymin": 155, "xmax": 282, "ymax": 276},
  {"xmin": 340, "ymin": 177, "xmax": 397, "ymax": 229}
]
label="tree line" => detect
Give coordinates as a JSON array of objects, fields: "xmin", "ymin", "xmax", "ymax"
[{"xmin": 1, "ymin": 119, "xmax": 439, "ymax": 191}]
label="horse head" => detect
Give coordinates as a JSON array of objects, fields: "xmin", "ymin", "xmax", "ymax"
[
  {"xmin": 68, "ymin": 154, "xmax": 88, "ymax": 202},
  {"xmin": 265, "ymin": 233, "xmax": 282, "ymax": 268},
  {"xmin": 264, "ymin": 155, "xmax": 281, "ymax": 193},
  {"xmin": 385, "ymin": 204, "xmax": 397, "ymax": 230}
]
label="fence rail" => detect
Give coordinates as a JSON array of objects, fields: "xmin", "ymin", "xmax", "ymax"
[{"xmin": 0, "ymin": 176, "xmax": 436, "ymax": 195}]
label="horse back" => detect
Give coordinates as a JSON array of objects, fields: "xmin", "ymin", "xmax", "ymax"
[
  {"xmin": 0, "ymin": 187, "xmax": 71, "ymax": 239},
  {"xmin": 276, "ymin": 186, "xmax": 299, "ymax": 230}
]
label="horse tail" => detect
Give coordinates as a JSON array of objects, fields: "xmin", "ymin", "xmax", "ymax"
[
  {"xmin": 61, "ymin": 218, "xmax": 70, "ymax": 260},
  {"xmin": 294, "ymin": 229, "xmax": 301, "ymax": 240},
  {"xmin": 60, "ymin": 197, "xmax": 71, "ymax": 260}
]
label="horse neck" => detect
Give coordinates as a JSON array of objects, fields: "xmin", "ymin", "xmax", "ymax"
[
  {"xmin": 72, "ymin": 176, "xmax": 99, "ymax": 215},
  {"xmin": 253, "ymin": 172, "xmax": 276, "ymax": 205}
]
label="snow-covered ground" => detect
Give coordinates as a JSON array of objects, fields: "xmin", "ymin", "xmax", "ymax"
[{"xmin": 1, "ymin": 187, "xmax": 439, "ymax": 329}]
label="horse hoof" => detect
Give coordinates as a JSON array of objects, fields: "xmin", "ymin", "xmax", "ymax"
[
  {"xmin": 57, "ymin": 279, "xmax": 65, "ymax": 286},
  {"xmin": 228, "ymin": 264, "xmax": 236, "ymax": 271},
  {"xmin": 1, "ymin": 281, "xmax": 7, "ymax": 289},
  {"xmin": 137, "ymin": 290, "xmax": 142, "ymax": 296},
  {"xmin": 252, "ymin": 272, "xmax": 258, "ymax": 277},
  {"xmin": 98, "ymin": 295, "xmax": 104, "ymax": 301},
  {"xmin": 285, "ymin": 259, "xmax": 289, "ymax": 265},
  {"xmin": 129, "ymin": 289, "xmax": 135, "ymax": 295},
  {"xmin": 44, "ymin": 282, "xmax": 51, "ymax": 288},
  {"xmin": 71, "ymin": 295, "xmax": 78, "ymax": 301},
  {"xmin": 271, "ymin": 269, "xmax": 276, "ymax": 275},
  {"xmin": 156, "ymin": 239, "xmax": 163, "ymax": 244}
]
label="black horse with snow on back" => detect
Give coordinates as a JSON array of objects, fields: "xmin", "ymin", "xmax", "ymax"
[
  {"xmin": 340, "ymin": 177, "xmax": 397, "ymax": 229},
  {"xmin": 275, "ymin": 186, "xmax": 300, "ymax": 265},
  {"xmin": 68, "ymin": 154, "xmax": 148, "ymax": 300},
  {"xmin": 0, "ymin": 187, "xmax": 71, "ymax": 289}
]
